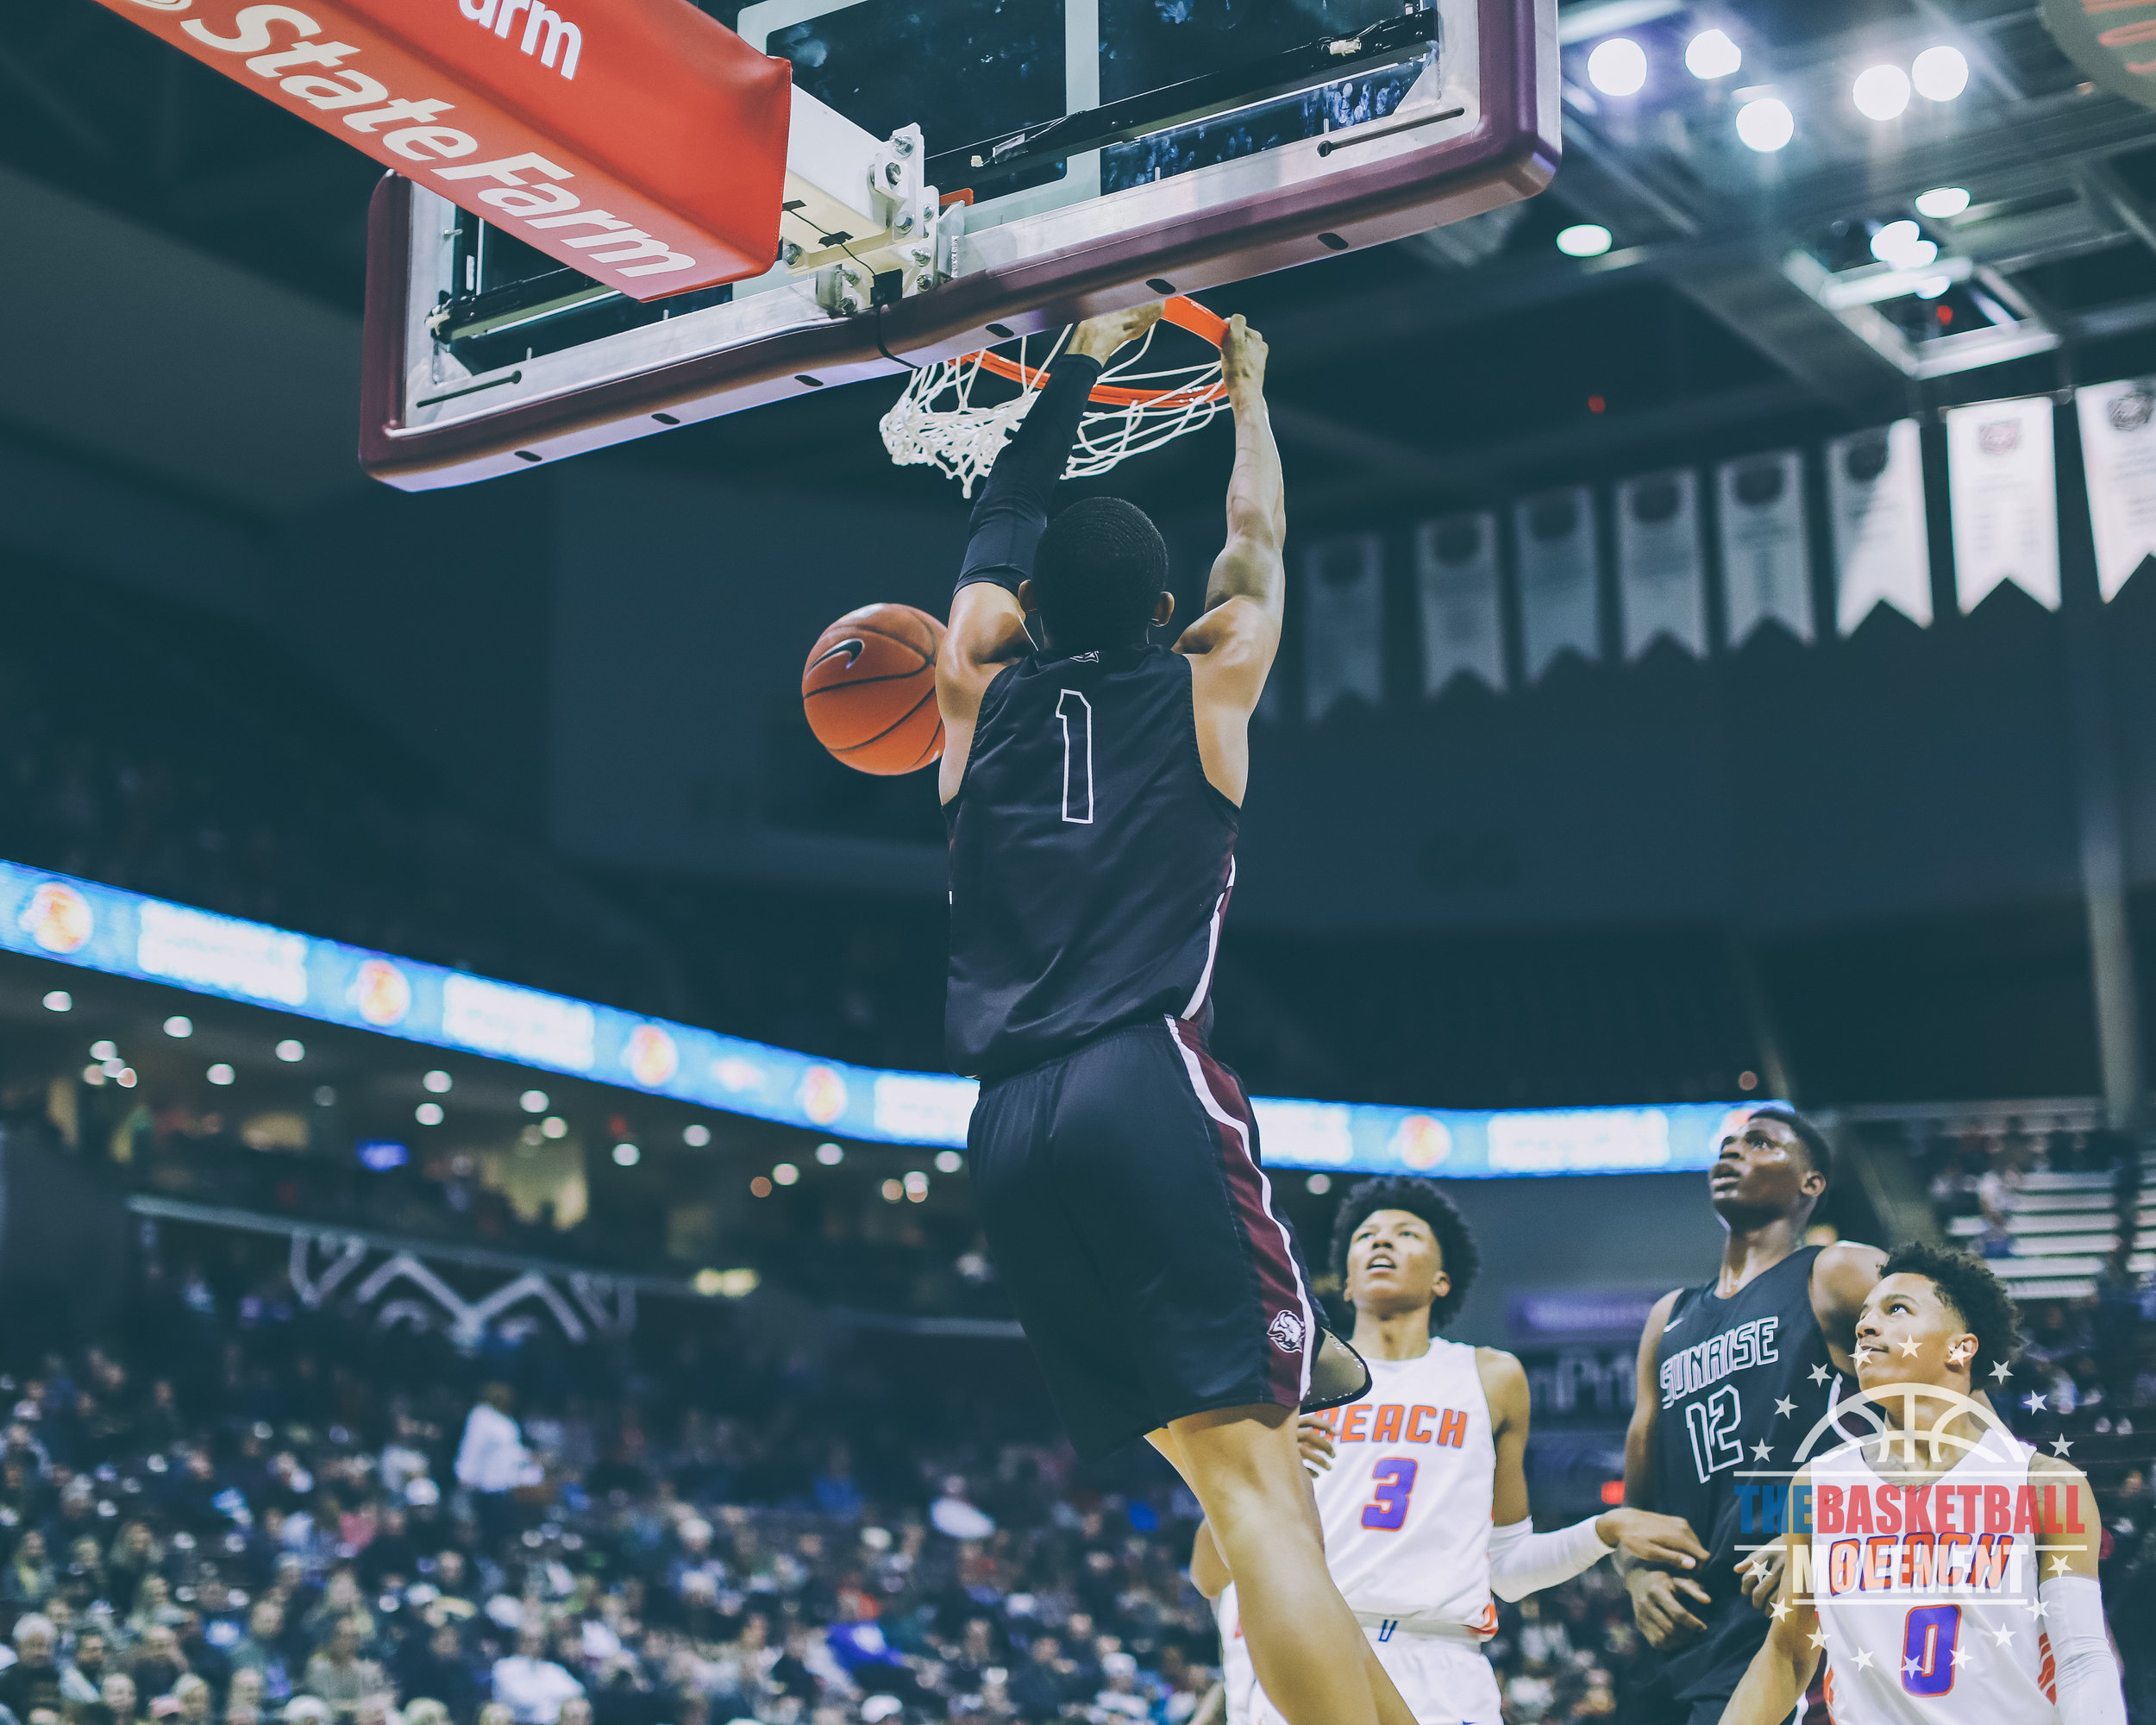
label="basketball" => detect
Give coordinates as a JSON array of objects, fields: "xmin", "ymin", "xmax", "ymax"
[{"xmin": 801, "ymin": 603, "xmax": 946, "ymax": 775}]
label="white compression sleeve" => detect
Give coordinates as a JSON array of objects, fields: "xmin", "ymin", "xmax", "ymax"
[
  {"xmin": 1488, "ymin": 1515, "xmax": 1614, "ymax": 1601},
  {"xmin": 2040, "ymin": 1576, "xmax": 2127, "ymax": 1725}
]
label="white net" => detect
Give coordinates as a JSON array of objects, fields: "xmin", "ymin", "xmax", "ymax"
[{"xmin": 879, "ymin": 323, "xmax": 1226, "ymax": 497}]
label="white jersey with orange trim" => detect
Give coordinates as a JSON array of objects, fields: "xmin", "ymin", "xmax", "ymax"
[
  {"xmin": 1306, "ymin": 1338, "xmax": 1499, "ymax": 1633},
  {"xmin": 1808, "ymin": 1432, "xmax": 2062, "ymax": 1725}
]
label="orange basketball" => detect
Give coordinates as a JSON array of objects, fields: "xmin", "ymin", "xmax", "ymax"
[{"xmin": 802, "ymin": 603, "xmax": 946, "ymax": 775}]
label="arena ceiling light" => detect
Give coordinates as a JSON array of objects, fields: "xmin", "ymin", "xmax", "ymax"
[
  {"xmin": 1587, "ymin": 37, "xmax": 1649, "ymax": 97},
  {"xmin": 207, "ymin": 1063, "xmax": 235, "ymax": 1086},
  {"xmin": 1915, "ymin": 186, "xmax": 1971, "ymax": 219},
  {"xmin": 772, "ymin": 1161, "xmax": 799, "ymax": 1184},
  {"xmin": 1871, "ymin": 219, "xmax": 1938, "ymax": 269},
  {"xmin": 542, "ymin": 1114, "xmax": 568, "ymax": 1138},
  {"xmin": 934, "ymin": 1150, "xmax": 964, "ymax": 1173},
  {"xmin": 1912, "ymin": 45, "xmax": 1969, "ymax": 102},
  {"xmin": 1557, "ymin": 223, "xmax": 1614, "ymax": 257},
  {"xmin": 91, "ymin": 1039, "xmax": 117, "ymax": 1061},
  {"xmin": 816, "ymin": 1142, "xmax": 844, "ymax": 1165},
  {"xmin": 416, "ymin": 1102, "xmax": 444, "ymax": 1125},
  {"xmin": 613, "ymin": 1142, "xmax": 642, "ymax": 1166},
  {"xmin": 274, "ymin": 1038, "xmax": 305, "ymax": 1062},
  {"xmin": 684, "ymin": 1123, "xmax": 712, "ymax": 1146},
  {"xmin": 1852, "ymin": 63, "xmax": 1912, "ymax": 121},
  {"xmin": 520, "ymin": 1088, "xmax": 549, "ymax": 1113},
  {"xmin": 1736, "ymin": 97, "xmax": 1795, "ymax": 152},
  {"xmin": 423, "ymin": 1070, "xmax": 453, "ymax": 1094},
  {"xmin": 41, "ymin": 991, "xmax": 70, "ymax": 1013},
  {"xmin": 163, "ymin": 1015, "xmax": 192, "ymax": 1038},
  {"xmin": 1684, "ymin": 28, "xmax": 1740, "ymax": 79}
]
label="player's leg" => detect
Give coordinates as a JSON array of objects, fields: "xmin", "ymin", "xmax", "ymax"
[{"xmin": 1155, "ymin": 1407, "xmax": 1418, "ymax": 1725}]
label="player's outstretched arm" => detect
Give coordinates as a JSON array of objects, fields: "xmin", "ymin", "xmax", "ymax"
[
  {"xmin": 1720, "ymin": 1477, "xmax": 1820, "ymax": 1725},
  {"xmin": 1479, "ymin": 1349, "xmax": 1708, "ymax": 1601},
  {"xmin": 1616, "ymin": 1290, "xmax": 1714, "ymax": 1647},
  {"xmin": 2033, "ymin": 1453, "xmax": 2129, "ymax": 1725},
  {"xmin": 937, "ymin": 304, "xmax": 1164, "ymax": 800}
]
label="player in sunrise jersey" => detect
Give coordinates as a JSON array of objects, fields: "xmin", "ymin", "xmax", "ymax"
[
  {"xmin": 1191, "ymin": 1177, "xmax": 1711, "ymax": 1725},
  {"xmin": 1722, "ymin": 1244, "xmax": 2128, "ymax": 1725}
]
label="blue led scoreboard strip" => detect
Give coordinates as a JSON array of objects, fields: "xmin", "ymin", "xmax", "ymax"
[{"xmin": 0, "ymin": 861, "xmax": 1758, "ymax": 1175}]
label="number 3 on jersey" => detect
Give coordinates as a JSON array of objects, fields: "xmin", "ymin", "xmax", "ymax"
[
  {"xmin": 1056, "ymin": 690, "xmax": 1094, "ymax": 825},
  {"xmin": 1361, "ymin": 1458, "xmax": 1418, "ymax": 1531}
]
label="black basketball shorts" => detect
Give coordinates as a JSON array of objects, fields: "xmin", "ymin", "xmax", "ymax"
[{"xmin": 968, "ymin": 1015, "xmax": 1317, "ymax": 1460}]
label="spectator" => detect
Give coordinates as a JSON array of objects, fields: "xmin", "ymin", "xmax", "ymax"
[
  {"xmin": 300, "ymin": 1622, "xmax": 381, "ymax": 1725},
  {"xmin": 490, "ymin": 1630, "xmax": 582, "ymax": 1725},
  {"xmin": 227, "ymin": 1605, "xmax": 295, "ymax": 1704},
  {"xmin": 131, "ymin": 1628, "xmax": 187, "ymax": 1704},
  {"xmin": 169, "ymin": 1678, "xmax": 211, "ymax": 1725},
  {"xmin": 3, "ymin": 1534, "xmax": 55, "ymax": 1609},
  {"xmin": 100, "ymin": 1673, "xmax": 142, "ymax": 1725},
  {"xmin": 0, "ymin": 1617, "xmax": 66, "ymax": 1720},
  {"xmin": 60, "ymin": 1632, "xmax": 109, "ymax": 1707}
]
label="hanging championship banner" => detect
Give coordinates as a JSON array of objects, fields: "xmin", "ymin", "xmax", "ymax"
[
  {"xmin": 1717, "ymin": 450, "xmax": 1813, "ymax": 643},
  {"xmin": 1515, "ymin": 489, "xmax": 1599, "ymax": 680},
  {"xmin": 1827, "ymin": 420, "xmax": 1933, "ymax": 632},
  {"xmin": 1304, "ymin": 534, "xmax": 1384, "ymax": 722},
  {"xmin": 1947, "ymin": 397, "xmax": 2059, "ymax": 612},
  {"xmin": 2077, "ymin": 377, "xmax": 2156, "ymax": 600},
  {"xmin": 1415, "ymin": 513, "xmax": 1505, "ymax": 695},
  {"xmin": 1616, "ymin": 469, "xmax": 1706, "ymax": 658}
]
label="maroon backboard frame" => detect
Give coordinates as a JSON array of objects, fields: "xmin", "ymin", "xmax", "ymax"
[{"xmin": 359, "ymin": 0, "xmax": 1558, "ymax": 491}]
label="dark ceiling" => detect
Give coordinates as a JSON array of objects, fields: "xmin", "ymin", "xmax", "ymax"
[{"xmin": 8, "ymin": 0, "xmax": 2156, "ymax": 523}]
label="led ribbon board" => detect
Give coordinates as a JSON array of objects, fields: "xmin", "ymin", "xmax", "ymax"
[
  {"xmin": 92, "ymin": 0, "xmax": 791, "ymax": 298},
  {"xmin": 0, "ymin": 860, "xmax": 1753, "ymax": 1174}
]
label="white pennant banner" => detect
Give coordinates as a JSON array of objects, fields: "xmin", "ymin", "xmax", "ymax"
[
  {"xmin": 1947, "ymin": 396, "xmax": 2059, "ymax": 612},
  {"xmin": 1616, "ymin": 469, "xmax": 1706, "ymax": 658},
  {"xmin": 1514, "ymin": 488, "xmax": 1599, "ymax": 680},
  {"xmin": 1827, "ymin": 420, "xmax": 1933, "ymax": 632},
  {"xmin": 1304, "ymin": 533, "xmax": 1384, "ymax": 721},
  {"xmin": 2077, "ymin": 377, "xmax": 2156, "ymax": 601},
  {"xmin": 1717, "ymin": 449, "xmax": 1812, "ymax": 643},
  {"xmin": 1415, "ymin": 512, "xmax": 1505, "ymax": 694}
]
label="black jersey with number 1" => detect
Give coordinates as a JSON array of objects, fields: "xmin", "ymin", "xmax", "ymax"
[{"xmin": 943, "ymin": 640, "xmax": 1237, "ymax": 1082}]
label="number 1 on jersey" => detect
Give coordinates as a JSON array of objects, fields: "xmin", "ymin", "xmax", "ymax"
[{"xmin": 1056, "ymin": 689, "xmax": 1094, "ymax": 825}]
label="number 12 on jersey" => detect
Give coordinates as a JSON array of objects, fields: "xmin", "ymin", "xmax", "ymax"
[{"xmin": 1056, "ymin": 690, "xmax": 1094, "ymax": 825}]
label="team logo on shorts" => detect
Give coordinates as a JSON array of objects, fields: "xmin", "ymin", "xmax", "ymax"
[{"xmin": 1267, "ymin": 1310, "xmax": 1306, "ymax": 1354}]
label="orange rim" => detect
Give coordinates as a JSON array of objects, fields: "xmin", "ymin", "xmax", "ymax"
[{"xmin": 967, "ymin": 295, "xmax": 1229, "ymax": 406}]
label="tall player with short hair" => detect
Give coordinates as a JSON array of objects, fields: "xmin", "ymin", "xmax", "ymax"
[
  {"xmin": 936, "ymin": 305, "xmax": 1413, "ymax": 1725},
  {"xmin": 1721, "ymin": 1244, "xmax": 2128, "ymax": 1725},
  {"xmin": 1191, "ymin": 1176, "xmax": 1712, "ymax": 1725},
  {"xmin": 1619, "ymin": 1109, "xmax": 1886, "ymax": 1725}
]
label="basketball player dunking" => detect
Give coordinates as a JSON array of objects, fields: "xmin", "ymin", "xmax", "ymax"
[
  {"xmin": 1190, "ymin": 1176, "xmax": 1711, "ymax": 1725},
  {"xmin": 1620, "ymin": 1109, "xmax": 1885, "ymax": 1725},
  {"xmin": 1723, "ymin": 1244, "xmax": 2128, "ymax": 1725},
  {"xmin": 936, "ymin": 304, "xmax": 1413, "ymax": 1725}
]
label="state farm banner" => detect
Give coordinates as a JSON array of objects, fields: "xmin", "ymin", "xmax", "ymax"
[
  {"xmin": 1717, "ymin": 450, "xmax": 1813, "ymax": 643},
  {"xmin": 95, "ymin": 0, "xmax": 790, "ymax": 298},
  {"xmin": 1305, "ymin": 535, "xmax": 1385, "ymax": 721},
  {"xmin": 1515, "ymin": 489, "xmax": 1600, "ymax": 680},
  {"xmin": 1414, "ymin": 513, "xmax": 1505, "ymax": 694},
  {"xmin": 2077, "ymin": 378, "xmax": 2156, "ymax": 600},
  {"xmin": 1615, "ymin": 469, "xmax": 1706, "ymax": 658},
  {"xmin": 1827, "ymin": 421, "xmax": 1933, "ymax": 632},
  {"xmin": 1947, "ymin": 397, "xmax": 2060, "ymax": 611}
]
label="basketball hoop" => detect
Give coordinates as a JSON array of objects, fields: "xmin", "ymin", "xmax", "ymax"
[{"xmin": 881, "ymin": 297, "xmax": 1231, "ymax": 496}]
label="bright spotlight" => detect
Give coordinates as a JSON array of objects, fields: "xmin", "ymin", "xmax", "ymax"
[
  {"xmin": 1916, "ymin": 276, "xmax": 1952, "ymax": 299},
  {"xmin": 207, "ymin": 1063, "xmax": 235, "ymax": 1087},
  {"xmin": 1587, "ymin": 37, "xmax": 1647, "ymax": 97},
  {"xmin": 903, "ymin": 1170, "xmax": 930, "ymax": 1202},
  {"xmin": 520, "ymin": 1088, "xmax": 549, "ymax": 1113},
  {"xmin": 274, "ymin": 1038, "xmax": 305, "ymax": 1063},
  {"xmin": 416, "ymin": 1102, "xmax": 444, "ymax": 1126},
  {"xmin": 1735, "ymin": 97, "xmax": 1795, "ymax": 152},
  {"xmin": 773, "ymin": 1162, "xmax": 799, "ymax": 1185},
  {"xmin": 934, "ymin": 1150, "xmax": 963, "ymax": 1174},
  {"xmin": 1915, "ymin": 185, "xmax": 1971, "ymax": 219},
  {"xmin": 423, "ymin": 1070, "xmax": 452, "ymax": 1094},
  {"xmin": 91, "ymin": 1040, "xmax": 118, "ymax": 1062},
  {"xmin": 1684, "ymin": 28, "xmax": 1740, "ymax": 79},
  {"xmin": 1912, "ymin": 45, "xmax": 1968, "ymax": 102},
  {"xmin": 42, "ymin": 991, "xmax": 71, "ymax": 1013},
  {"xmin": 1852, "ymin": 63, "xmax": 1911, "ymax": 121},
  {"xmin": 612, "ymin": 1142, "xmax": 641, "ymax": 1167},
  {"xmin": 1556, "ymin": 223, "xmax": 1613, "ymax": 258},
  {"xmin": 1306, "ymin": 1173, "xmax": 1333, "ymax": 1195},
  {"xmin": 541, "ymin": 1115, "xmax": 567, "ymax": 1139},
  {"xmin": 164, "ymin": 1016, "xmax": 192, "ymax": 1038},
  {"xmin": 1870, "ymin": 220, "xmax": 1939, "ymax": 271},
  {"xmin": 816, "ymin": 1143, "xmax": 844, "ymax": 1165},
  {"xmin": 683, "ymin": 1123, "xmax": 711, "ymax": 1147}
]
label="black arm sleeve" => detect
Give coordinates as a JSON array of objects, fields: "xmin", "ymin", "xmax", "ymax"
[{"xmin": 954, "ymin": 352, "xmax": 1104, "ymax": 597}]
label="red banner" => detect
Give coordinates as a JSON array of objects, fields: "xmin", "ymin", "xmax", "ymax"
[{"xmin": 94, "ymin": 0, "xmax": 791, "ymax": 300}]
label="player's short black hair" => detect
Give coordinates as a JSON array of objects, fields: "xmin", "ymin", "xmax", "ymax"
[
  {"xmin": 1328, "ymin": 1176, "xmax": 1479, "ymax": 1333},
  {"xmin": 1747, "ymin": 1106, "xmax": 1832, "ymax": 1195},
  {"xmin": 1879, "ymin": 1242, "xmax": 2025, "ymax": 1381},
  {"xmin": 1031, "ymin": 497, "xmax": 1169, "ymax": 650}
]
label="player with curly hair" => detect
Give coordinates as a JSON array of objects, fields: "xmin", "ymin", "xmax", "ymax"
[
  {"xmin": 1191, "ymin": 1176, "xmax": 1710, "ymax": 1725},
  {"xmin": 1722, "ymin": 1244, "xmax": 2125, "ymax": 1725}
]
